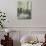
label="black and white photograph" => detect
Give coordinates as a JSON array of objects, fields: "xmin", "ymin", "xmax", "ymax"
[{"xmin": 17, "ymin": 0, "xmax": 32, "ymax": 19}]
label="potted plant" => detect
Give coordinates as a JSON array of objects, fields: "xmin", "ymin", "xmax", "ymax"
[{"xmin": 0, "ymin": 10, "xmax": 6, "ymax": 28}]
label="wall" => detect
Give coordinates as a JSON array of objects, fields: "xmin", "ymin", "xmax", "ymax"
[
  {"xmin": 0, "ymin": 0, "xmax": 46, "ymax": 46},
  {"xmin": 0, "ymin": 0, "xmax": 46, "ymax": 27}
]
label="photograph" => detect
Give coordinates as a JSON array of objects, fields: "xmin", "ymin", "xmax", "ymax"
[{"xmin": 17, "ymin": 0, "xmax": 32, "ymax": 19}]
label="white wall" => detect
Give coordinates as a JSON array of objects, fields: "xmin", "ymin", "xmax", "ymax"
[
  {"xmin": 0, "ymin": 1, "xmax": 46, "ymax": 46},
  {"xmin": 0, "ymin": 0, "xmax": 46, "ymax": 27}
]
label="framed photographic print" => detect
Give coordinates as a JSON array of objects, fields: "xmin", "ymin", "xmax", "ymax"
[{"xmin": 17, "ymin": 0, "xmax": 32, "ymax": 19}]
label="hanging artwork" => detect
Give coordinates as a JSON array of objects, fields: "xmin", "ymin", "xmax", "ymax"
[{"xmin": 17, "ymin": 0, "xmax": 32, "ymax": 19}]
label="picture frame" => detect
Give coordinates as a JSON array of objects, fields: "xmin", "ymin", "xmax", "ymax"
[{"xmin": 17, "ymin": 0, "xmax": 32, "ymax": 19}]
